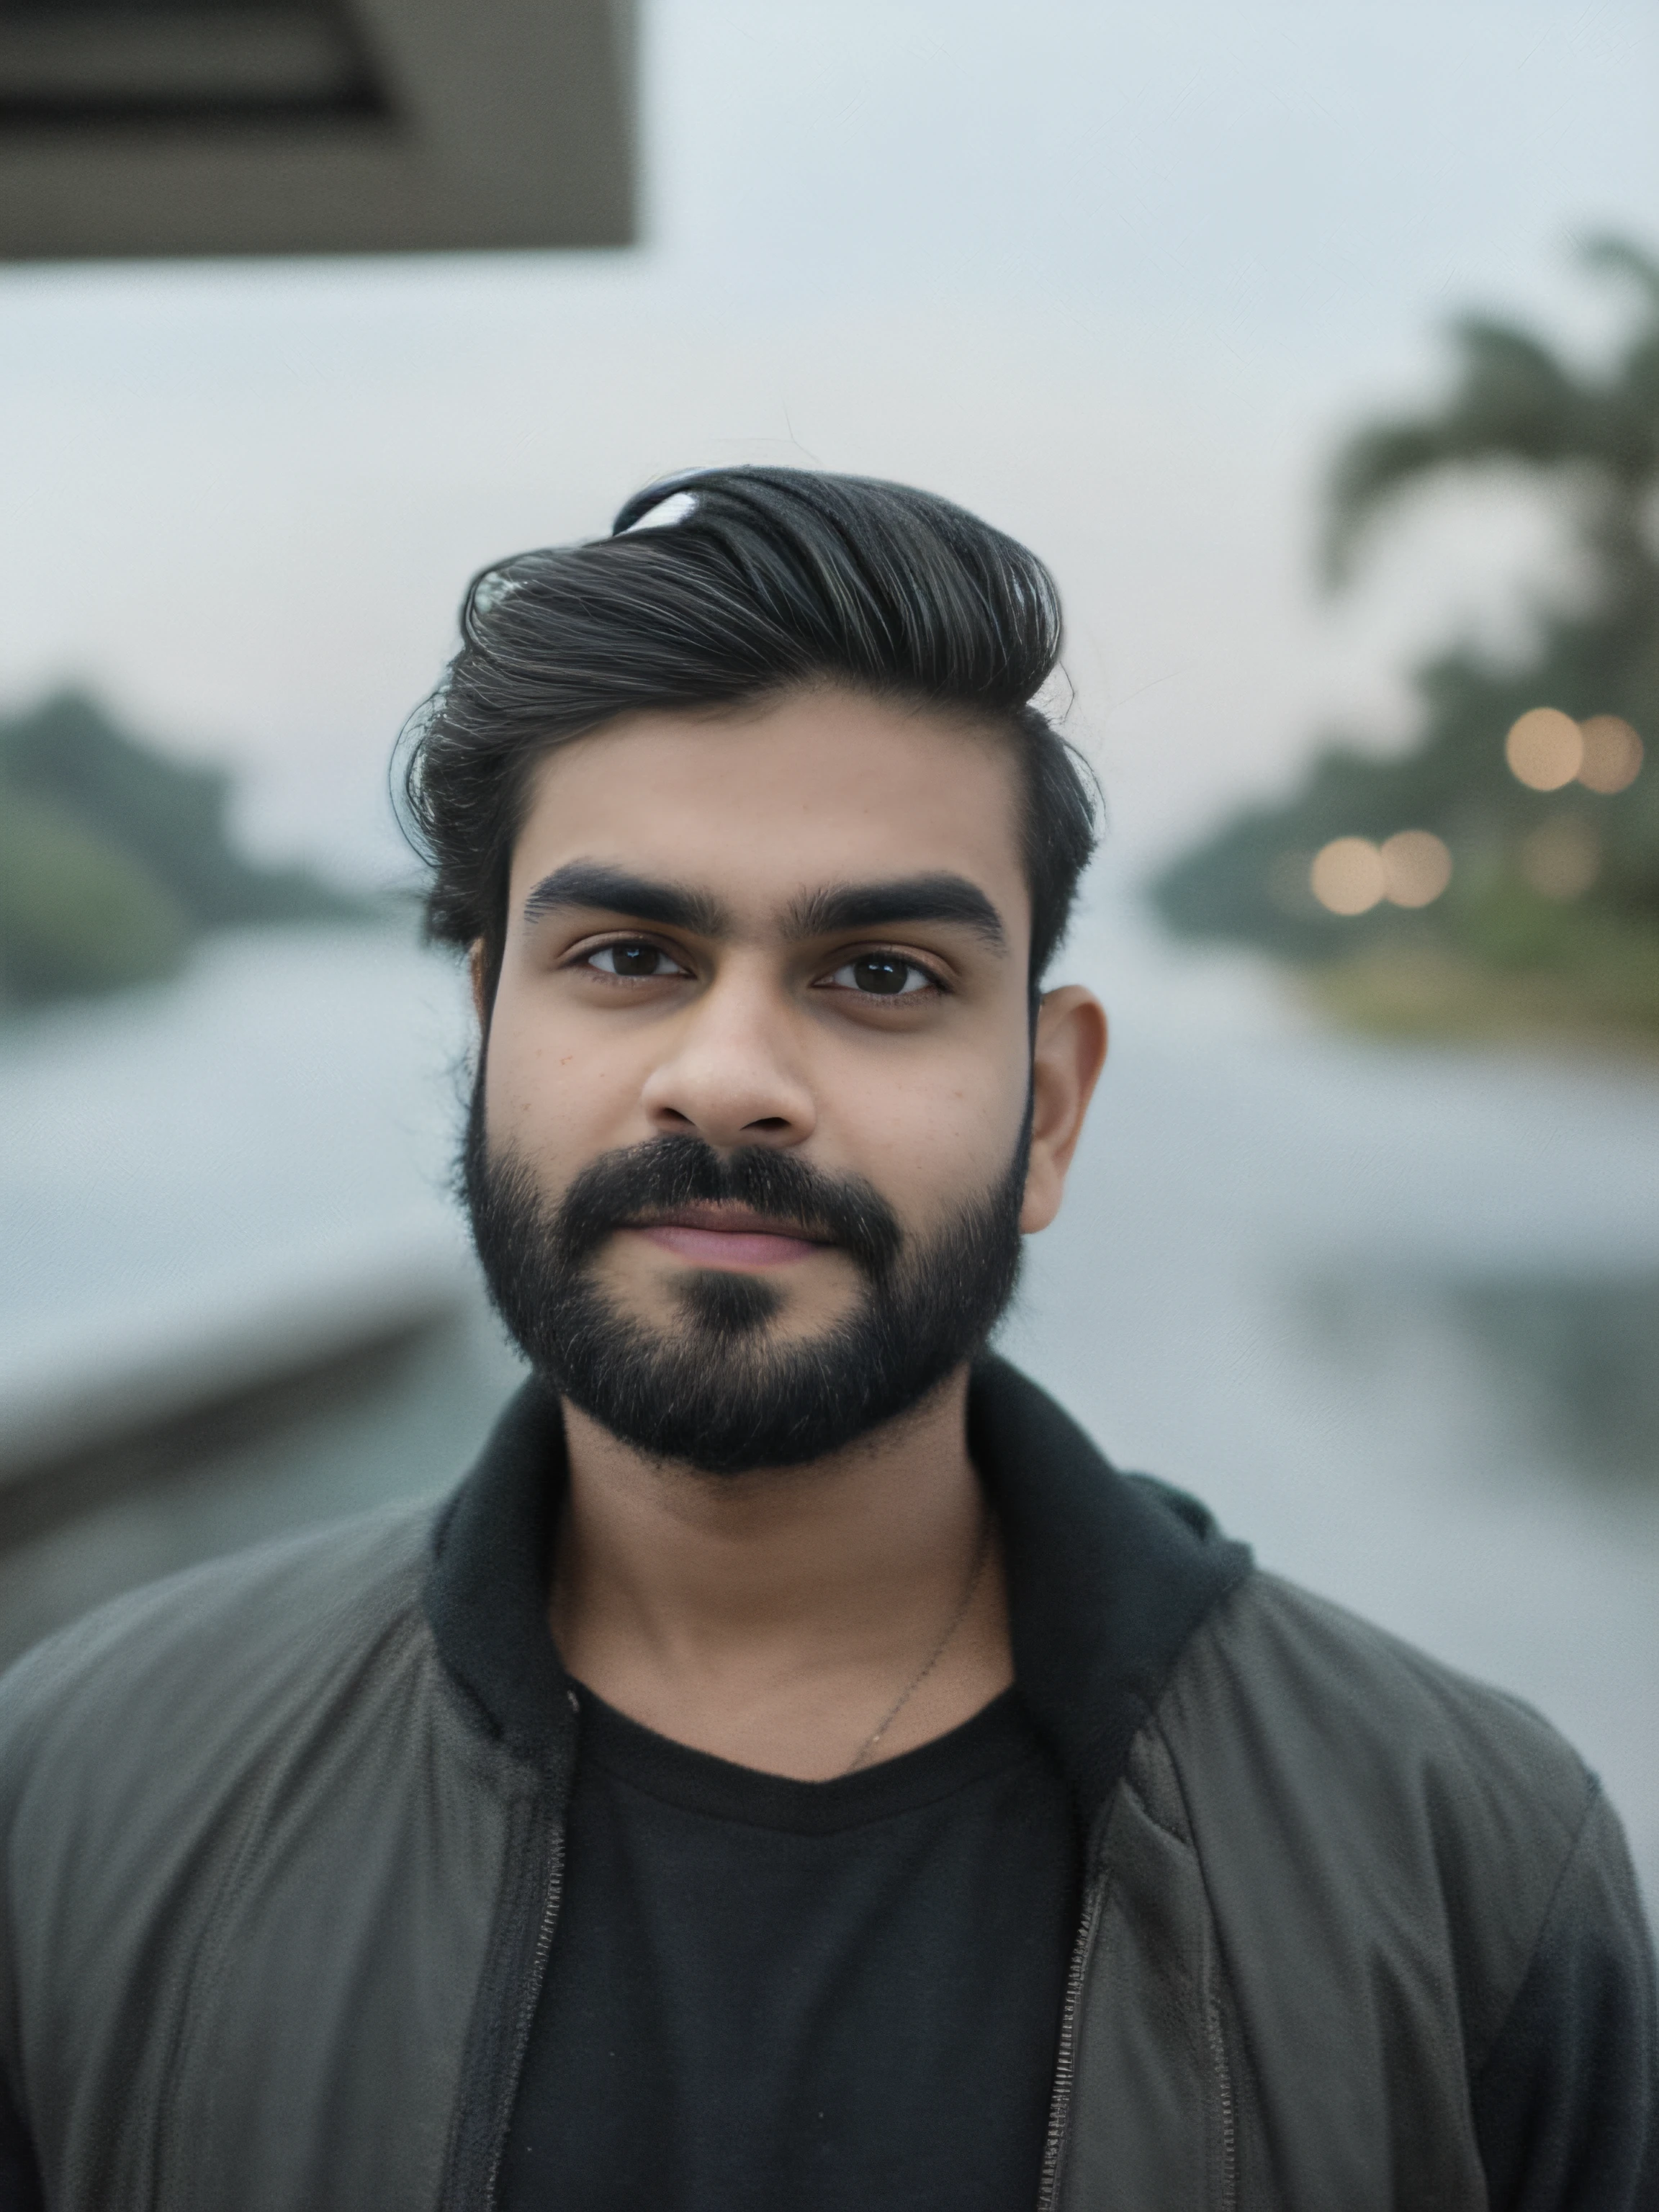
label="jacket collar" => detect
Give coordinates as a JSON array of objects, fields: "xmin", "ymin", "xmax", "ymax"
[
  {"xmin": 423, "ymin": 1355, "xmax": 1251, "ymax": 1827},
  {"xmin": 967, "ymin": 1358, "xmax": 1251, "ymax": 1820}
]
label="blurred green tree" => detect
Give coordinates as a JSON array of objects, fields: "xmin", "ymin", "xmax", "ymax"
[
  {"xmin": 0, "ymin": 787, "xmax": 188, "ymax": 1006},
  {"xmin": 1151, "ymin": 236, "xmax": 1659, "ymax": 1040},
  {"xmin": 0, "ymin": 693, "xmax": 369, "ymax": 1012}
]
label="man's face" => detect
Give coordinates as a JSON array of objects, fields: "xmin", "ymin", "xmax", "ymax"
[{"xmin": 471, "ymin": 686, "xmax": 1077, "ymax": 1470}]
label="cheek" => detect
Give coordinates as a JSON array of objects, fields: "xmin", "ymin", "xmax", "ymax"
[
  {"xmin": 834, "ymin": 1046, "xmax": 1028, "ymax": 1210},
  {"xmin": 482, "ymin": 1000, "xmax": 631, "ymax": 1159}
]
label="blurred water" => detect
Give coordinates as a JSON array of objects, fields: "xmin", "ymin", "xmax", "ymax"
[
  {"xmin": 0, "ymin": 923, "xmax": 470, "ymax": 1399},
  {"xmin": 1, "ymin": 917, "xmax": 1655, "ymax": 1907}
]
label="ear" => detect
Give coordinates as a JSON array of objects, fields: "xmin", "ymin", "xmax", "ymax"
[
  {"xmin": 1020, "ymin": 985, "xmax": 1108, "ymax": 1234},
  {"xmin": 468, "ymin": 940, "xmax": 490, "ymax": 1033}
]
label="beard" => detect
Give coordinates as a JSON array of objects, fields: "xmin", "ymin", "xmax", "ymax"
[{"xmin": 462, "ymin": 1086, "xmax": 1028, "ymax": 1476}]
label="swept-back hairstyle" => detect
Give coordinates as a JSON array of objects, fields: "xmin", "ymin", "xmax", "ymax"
[{"xmin": 401, "ymin": 466, "xmax": 1097, "ymax": 1003}]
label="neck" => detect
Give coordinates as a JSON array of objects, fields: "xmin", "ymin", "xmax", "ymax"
[{"xmin": 549, "ymin": 1367, "xmax": 1013, "ymax": 1780}]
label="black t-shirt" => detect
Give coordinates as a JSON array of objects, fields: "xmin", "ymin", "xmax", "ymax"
[{"xmin": 500, "ymin": 1685, "xmax": 1081, "ymax": 2212}]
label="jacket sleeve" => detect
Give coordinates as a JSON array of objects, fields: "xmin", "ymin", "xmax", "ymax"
[{"xmin": 1471, "ymin": 1786, "xmax": 1658, "ymax": 2211}]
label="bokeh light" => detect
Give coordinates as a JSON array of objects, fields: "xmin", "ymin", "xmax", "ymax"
[
  {"xmin": 1519, "ymin": 817, "xmax": 1600, "ymax": 901},
  {"xmin": 1310, "ymin": 831, "xmax": 1453, "ymax": 914},
  {"xmin": 1505, "ymin": 708, "xmax": 1583, "ymax": 791},
  {"xmin": 1310, "ymin": 837, "xmax": 1387, "ymax": 915},
  {"xmin": 1576, "ymin": 715, "xmax": 1644, "ymax": 795},
  {"xmin": 1379, "ymin": 829, "xmax": 1453, "ymax": 908}
]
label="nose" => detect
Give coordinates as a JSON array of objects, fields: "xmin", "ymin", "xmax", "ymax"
[{"xmin": 639, "ymin": 963, "xmax": 816, "ymax": 1150}]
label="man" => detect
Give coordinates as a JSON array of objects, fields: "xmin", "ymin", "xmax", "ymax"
[{"xmin": 0, "ymin": 467, "xmax": 1653, "ymax": 2211}]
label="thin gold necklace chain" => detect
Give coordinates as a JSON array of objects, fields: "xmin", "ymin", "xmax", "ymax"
[{"xmin": 842, "ymin": 1511, "xmax": 993, "ymax": 1775}]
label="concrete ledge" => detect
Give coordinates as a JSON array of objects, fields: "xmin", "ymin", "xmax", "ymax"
[{"xmin": 0, "ymin": 1227, "xmax": 475, "ymax": 1484}]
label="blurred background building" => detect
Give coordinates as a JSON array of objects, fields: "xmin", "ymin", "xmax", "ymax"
[
  {"xmin": 0, "ymin": 0, "xmax": 634, "ymax": 257},
  {"xmin": 1, "ymin": 0, "xmax": 1655, "ymax": 1910}
]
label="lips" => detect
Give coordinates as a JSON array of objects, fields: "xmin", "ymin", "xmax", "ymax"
[{"xmin": 629, "ymin": 1206, "xmax": 830, "ymax": 1271}]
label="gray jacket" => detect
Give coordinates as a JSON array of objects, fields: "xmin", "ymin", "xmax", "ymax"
[{"xmin": 0, "ymin": 1359, "xmax": 1653, "ymax": 2210}]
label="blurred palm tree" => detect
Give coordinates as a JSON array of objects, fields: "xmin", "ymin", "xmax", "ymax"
[
  {"xmin": 1153, "ymin": 237, "xmax": 1659, "ymax": 1040},
  {"xmin": 1326, "ymin": 235, "xmax": 1659, "ymax": 612}
]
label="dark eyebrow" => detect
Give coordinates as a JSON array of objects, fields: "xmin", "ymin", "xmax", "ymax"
[
  {"xmin": 784, "ymin": 874, "xmax": 1008, "ymax": 954},
  {"xmin": 521, "ymin": 861, "xmax": 729, "ymax": 937}
]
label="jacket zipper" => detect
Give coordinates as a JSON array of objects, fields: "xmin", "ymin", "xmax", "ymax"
[
  {"xmin": 1205, "ymin": 1990, "xmax": 1238, "ymax": 2212},
  {"xmin": 480, "ymin": 1821, "xmax": 567, "ymax": 2212},
  {"xmin": 1035, "ymin": 1868, "xmax": 1105, "ymax": 2212},
  {"xmin": 1035, "ymin": 1856, "xmax": 1238, "ymax": 2212}
]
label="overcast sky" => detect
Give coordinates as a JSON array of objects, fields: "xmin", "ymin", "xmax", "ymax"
[{"xmin": 1, "ymin": 0, "xmax": 1654, "ymax": 888}]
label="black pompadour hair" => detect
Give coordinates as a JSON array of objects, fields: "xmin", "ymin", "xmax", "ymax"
[{"xmin": 400, "ymin": 466, "xmax": 1098, "ymax": 1003}]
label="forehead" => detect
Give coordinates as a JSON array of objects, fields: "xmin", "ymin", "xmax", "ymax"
[{"xmin": 508, "ymin": 688, "xmax": 1030, "ymax": 938}]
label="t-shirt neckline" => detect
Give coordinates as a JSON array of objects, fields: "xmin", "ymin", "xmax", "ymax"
[{"xmin": 569, "ymin": 1683, "xmax": 1043, "ymax": 1835}]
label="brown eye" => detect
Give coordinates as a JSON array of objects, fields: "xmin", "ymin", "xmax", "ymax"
[
  {"xmin": 587, "ymin": 943, "xmax": 688, "ymax": 978},
  {"xmin": 827, "ymin": 955, "xmax": 932, "ymax": 996}
]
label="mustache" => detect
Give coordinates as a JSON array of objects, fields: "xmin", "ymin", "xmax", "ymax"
[{"xmin": 505, "ymin": 1133, "xmax": 906, "ymax": 1280}]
